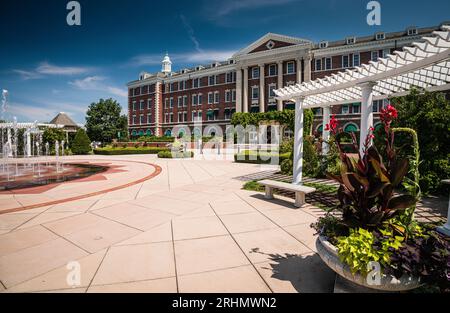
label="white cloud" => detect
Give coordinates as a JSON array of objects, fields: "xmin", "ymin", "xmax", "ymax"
[
  {"xmin": 69, "ymin": 76, "xmax": 127, "ymax": 98},
  {"xmin": 207, "ymin": 0, "xmax": 299, "ymax": 17},
  {"xmin": 129, "ymin": 50, "xmax": 236, "ymax": 67},
  {"xmin": 180, "ymin": 14, "xmax": 202, "ymax": 53},
  {"xmin": 7, "ymin": 101, "xmax": 84, "ymax": 122},
  {"xmin": 13, "ymin": 62, "xmax": 91, "ymax": 80}
]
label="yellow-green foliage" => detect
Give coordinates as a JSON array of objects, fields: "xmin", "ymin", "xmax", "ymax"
[{"xmin": 337, "ymin": 228, "xmax": 404, "ymax": 275}]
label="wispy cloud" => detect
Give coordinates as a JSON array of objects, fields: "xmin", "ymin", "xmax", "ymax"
[
  {"xmin": 69, "ymin": 76, "xmax": 127, "ymax": 98},
  {"xmin": 129, "ymin": 50, "xmax": 235, "ymax": 67},
  {"xmin": 206, "ymin": 0, "xmax": 299, "ymax": 17},
  {"xmin": 7, "ymin": 101, "xmax": 86, "ymax": 123},
  {"xmin": 13, "ymin": 62, "xmax": 91, "ymax": 80},
  {"xmin": 180, "ymin": 14, "xmax": 202, "ymax": 52}
]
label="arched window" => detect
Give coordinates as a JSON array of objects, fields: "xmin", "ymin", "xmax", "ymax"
[
  {"xmin": 344, "ymin": 123, "xmax": 359, "ymax": 133},
  {"xmin": 138, "ymin": 130, "xmax": 144, "ymax": 136},
  {"xmin": 374, "ymin": 123, "xmax": 383, "ymax": 131},
  {"xmin": 193, "ymin": 128, "xmax": 202, "ymax": 137},
  {"xmin": 317, "ymin": 125, "xmax": 323, "ymax": 133},
  {"xmin": 164, "ymin": 129, "xmax": 172, "ymax": 137},
  {"xmin": 146, "ymin": 129, "xmax": 153, "ymax": 136},
  {"xmin": 131, "ymin": 130, "xmax": 137, "ymax": 137}
]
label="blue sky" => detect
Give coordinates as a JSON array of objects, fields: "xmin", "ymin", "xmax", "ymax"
[{"xmin": 0, "ymin": 0, "xmax": 449, "ymax": 124}]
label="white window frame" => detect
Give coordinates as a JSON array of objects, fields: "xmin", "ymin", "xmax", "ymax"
[
  {"xmin": 342, "ymin": 55, "xmax": 350, "ymax": 68},
  {"xmin": 325, "ymin": 57, "xmax": 332, "ymax": 70},
  {"xmin": 208, "ymin": 92, "xmax": 214, "ymax": 104},
  {"xmin": 132, "ymin": 115, "xmax": 136, "ymax": 125},
  {"xmin": 286, "ymin": 61, "xmax": 295, "ymax": 74},
  {"xmin": 192, "ymin": 94, "xmax": 197, "ymax": 106},
  {"xmin": 225, "ymin": 90, "xmax": 231, "ymax": 103},
  {"xmin": 268, "ymin": 64, "xmax": 277, "ymax": 76},
  {"xmin": 252, "ymin": 67, "xmax": 260, "ymax": 79},
  {"xmin": 268, "ymin": 83, "xmax": 276, "ymax": 99},
  {"xmin": 315, "ymin": 59, "xmax": 322, "ymax": 71},
  {"xmin": 177, "ymin": 96, "xmax": 182, "ymax": 108},
  {"xmin": 353, "ymin": 53, "xmax": 360, "ymax": 67},
  {"xmin": 147, "ymin": 98, "xmax": 152, "ymax": 109},
  {"xmin": 198, "ymin": 93, "xmax": 202, "ymax": 105},
  {"xmin": 214, "ymin": 91, "xmax": 220, "ymax": 104},
  {"xmin": 251, "ymin": 86, "xmax": 259, "ymax": 100},
  {"xmin": 169, "ymin": 97, "xmax": 174, "ymax": 108},
  {"xmin": 132, "ymin": 101, "xmax": 137, "ymax": 111},
  {"xmin": 232, "ymin": 89, "xmax": 236, "ymax": 102},
  {"xmin": 341, "ymin": 105, "xmax": 349, "ymax": 114},
  {"xmin": 183, "ymin": 95, "xmax": 188, "ymax": 107},
  {"xmin": 371, "ymin": 51, "xmax": 379, "ymax": 62}
]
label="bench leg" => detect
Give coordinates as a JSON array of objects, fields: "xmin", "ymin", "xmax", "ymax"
[
  {"xmin": 265, "ymin": 186, "xmax": 274, "ymax": 200},
  {"xmin": 295, "ymin": 192, "xmax": 305, "ymax": 208}
]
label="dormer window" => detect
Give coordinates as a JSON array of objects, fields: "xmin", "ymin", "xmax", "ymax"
[
  {"xmin": 211, "ymin": 62, "xmax": 220, "ymax": 68},
  {"xmin": 195, "ymin": 66, "xmax": 204, "ymax": 71},
  {"xmin": 346, "ymin": 37, "xmax": 356, "ymax": 45},
  {"xmin": 407, "ymin": 27, "xmax": 418, "ymax": 36},
  {"xmin": 319, "ymin": 41, "xmax": 328, "ymax": 49},
  {"xmin": 228, "ymin": 59, "xmax": 235, "ymax": 65},
  {"xmin": 180, "ymin": 69, "xmax": 188, "ymax": 74},
  {"xmin": 375, "ymin": 32, "xmax": 386, "ymax": 40}
]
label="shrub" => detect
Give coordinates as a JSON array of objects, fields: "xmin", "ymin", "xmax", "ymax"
[
  {"xmin": 94, "ymin": 147, "xmax": 168, "ymax": 155},
  {"xmin": 157, "ymin": 150, "xmax": 194, "ymax": 158},
  {"xmin": 303, "ymin": 136, "xmax": 320, "ymax": 177},
  {"xmin": 280, "ymin": 159, "xmax": 293, "ymax": 175},
  {"xmin": 137, "ymin": 136, "xmax": 175, "ymax": 143},
  {"xmin": 71, "ymin": 129, "xmax": 91, "ymax": 155}
]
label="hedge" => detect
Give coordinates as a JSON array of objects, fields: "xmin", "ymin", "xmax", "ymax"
[
  {"xmin": 234, "ymin": 151, "xmax": 291, "ymax": 164},
  {"xmin": 93, "ymin": 147, "xmax": 169, "ymax": 155},
  {"xmin": 137, "ymin": 136, "xmax": 175, "ymax": 143},
  {"xmin": 157, "ymin": 151, "xmax": 194, "ymax": 159}
]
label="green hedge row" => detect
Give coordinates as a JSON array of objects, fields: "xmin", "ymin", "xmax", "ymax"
[
  {"xmin": 234, "ymin": 151, "xmax": 291, "ymax": 164},
  {"xmin": 93, "ymin": 147, "xmax": 169, "ymax": 155},
  {"xmin": 136, "ymin": 136, "xmax": 175, "ymax": 143},
  {"xmin": 157, "ymin": 151, "xmax": 194, "ymax": 159}
]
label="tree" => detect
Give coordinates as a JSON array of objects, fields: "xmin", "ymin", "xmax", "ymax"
[
  {"xmin": 85, "ymin": 98, "xmax": 128, "ymax": 144},
  {"xmin": 71, "ymin": 129, "xmax": 91, "ymax": 155},
  {"xmin": 42, "ymin": 128, "xmax": 65, "ymax": 152},
  {"xmin": 392, "ymin": 88, "xmax": 450, "ymax": 194}
]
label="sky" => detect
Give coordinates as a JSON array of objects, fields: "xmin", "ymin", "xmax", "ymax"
[{"xmin": 0, "ymin": 0, "xmax": 449, "ymax": 124}]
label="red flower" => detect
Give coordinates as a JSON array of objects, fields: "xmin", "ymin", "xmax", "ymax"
[
  {"xmin": 380, "ymin": 104, "xmax": 398, "ymax": 125},
  {"xmin": 325, "ymin": 115, "xmax": 339, "ymax": 134}
]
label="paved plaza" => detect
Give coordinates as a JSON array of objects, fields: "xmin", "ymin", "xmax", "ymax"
[{"xmin": 0, "ymin": 155, "xmax": 337, "ymax": 293}]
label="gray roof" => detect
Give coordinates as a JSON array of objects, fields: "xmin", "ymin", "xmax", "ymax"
[{"xmin": 49, "ymin": 112, "xmax": 78, "ymax": 127}]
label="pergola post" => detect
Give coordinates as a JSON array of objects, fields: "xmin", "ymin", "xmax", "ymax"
[
  {"xmin": 292, "ymin": 96, "xmax": 305, "ymax": 185},
  {"xmin": 322, "ymin": 106, "xmax": 331, "ymax": 155},
  {"xmin": 358, "ymin": 82, "xmax": 376, "ymax": 155}
]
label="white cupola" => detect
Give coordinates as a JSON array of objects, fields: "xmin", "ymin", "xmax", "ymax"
[{"xmin": 161, "ymin": 53, "xmax": 172, "ymax": 74}]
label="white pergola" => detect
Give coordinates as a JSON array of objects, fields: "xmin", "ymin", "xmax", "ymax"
[{"xmin": 275, "ymin": 24, "xmax": 450, "ymax": 185}]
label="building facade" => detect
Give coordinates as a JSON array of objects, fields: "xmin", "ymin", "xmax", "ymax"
[{"xmin": 127, "ymin": 24, "xmax": 443, "ymax": 138}]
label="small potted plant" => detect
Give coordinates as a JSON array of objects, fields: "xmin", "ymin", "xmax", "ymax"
[{"xmin": 313, "ymin": 105, "xmax": 450, "ymax": 292}]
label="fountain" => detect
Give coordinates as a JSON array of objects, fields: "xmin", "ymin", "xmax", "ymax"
[{"xmin": 0, "ymin": 90, "xmax": 108, "ymax": 191}]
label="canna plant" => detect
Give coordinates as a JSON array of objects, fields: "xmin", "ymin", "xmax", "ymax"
[{"xmin": 326, "ymin": 104, "xmax": 417, "ymax": 230}]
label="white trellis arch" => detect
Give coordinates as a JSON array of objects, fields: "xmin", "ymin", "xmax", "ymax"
[{"xmin": 274, "ymin": 24, "xmax": 450, "ymax": 185}]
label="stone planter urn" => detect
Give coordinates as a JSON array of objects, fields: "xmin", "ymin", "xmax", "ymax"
[{"xmin": 316, "ymin": 235, "xmax": 422, "ymax": 292}]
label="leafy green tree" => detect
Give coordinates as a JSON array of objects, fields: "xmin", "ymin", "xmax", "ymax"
[
  {"xmin": 392, "ymin": 88, "xmax": 450, "ymax": 194},
  {"xmin": 42, "ymin": 128, "xmax": 65, "ymax": 152},
  {"xmin": 85, "ymin": 98, "xmax": 128, "ymax": 144},
  {"xmin": 71, "ymin": 129, "xmax": 91, "ymax": 155}
]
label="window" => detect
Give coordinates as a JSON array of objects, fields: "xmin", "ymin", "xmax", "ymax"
[
  {"xmin": 315, "ymin": 59, "xmax": 322, "ymax": 71},
  {"xmin": 375, "ymin": 32, "xmax": 385, "ymax": 41},
  {"xmin": 225, "ymin": 90, "xmax": 231, "ymax": 103},
  {"xmin": 169, "ymin": 97, "xmax": 174, "ymax": 108},
  {"xmin": 147, "ymin": 114, "xmax": 151, "ymax": 124},
  {"xmin": 286, "ymin": 61, "xmax": 295, "ymax": 74},
  {"xmin": 269, "ymin": 64, "xmax": 277, "ymax": 76},
  {"xmin": 352, "ymin": 103, "xmax": 360, "ymax": 114},
  {"xmin": 177, "ymin": 96, "xmax": 182, "ymax": 108},
  {"xmin": 344, "ymin": 123, "xmax": 358, "ymax": 133},
  {"xmin": 198, "ymin": 93, "xmax": 202, "ymax": 105},
  {"xmin": 132, "ymin": 101, "xmax": 137, "ymax": 111},
  {"xmin": 139, "ymin": 100, "xmax": 144, "ymax": 110},
  {"xmin": 346, "ymin": 37, "xmax": 356, "ymax": 45},
  {"xmin": 251, "ymin": 86, "xmax": 259, "ymax": 100},
  {"xmin": 319, "ymin": 41, "xmax": 328, "ymax": 49},
  {"xmin": 407, "ymin": 27, "xmax": 418, "ymax": 36},
  {"xmin": 164, "ymin": 113, "xmax": 168, "ymax": 123},
  {"xmin": 226, "ymin": 72, "xmax": 235, "ymax": 83},
  {"xmin": 178, "ymin": 112, "xmax": 183, "ymax": 122},
  {"xmin": 224, "ymin": 109, "xmax": 232, "ymax": 120},
  {"xmin": 268, "ymin": 84, "xmax": 276, "ymax": 98},
  {"xmin": 252, "ymin": 67, "xmax": 260, "ymax": 79},
  {"xmin": 192, "ymin": 94, "xmax": 197, "ymax": 106},
  {"xmin": 132, "ymin": 115, "xmax": 136, "ymax": 125},
  {"xmin": 193, "ymin": 78, "xmax": 200, "ymax": 88},
  {"xmin": 325, "ymin": 58, "xmax": 332, "ymax": 70},
  {"xmin": 342, "ymin": 55, "xmax": 350, "ymax": 68},
  {"xmin": 191, "ymin": 111, "xmax": 196, "ymax": 122},
  {"xmin": 164, "ymin": 98, "xmax": 168, "ymax": 108},
  {"xmin": 232, "ymin": 89, "xmax": 236, "ymax": 102},
  {"xmin": 184, "ymin": 112, "xmax": 187, "ymax": 123},
  {"xmin": 183, "ymin": 95, "xmax": 188, "ymax": 107},
  {"xmin": 214, "ymin": 91, "xmax": 220, "ymax": 104},
  {"xmin": 382, "ymin": 49, "xmax": 390, "ymax": 58},
  {"xmin": 170, "ymin": 113, "xmax": 174, "ymax": 123},
  {"xmin": 208, "ymin": 92, "xmax": 214, "ymax": 104},
  {"xmin": 371, "ymin": 51, "xmax": 379, "ymax": 62},
  {"xmin": 208, "ymin": 75, "xmax": 216, "ymax": 86},
  {"xmin": 341, "ymin": 105, "xmax": 349, "ymax": 114},
  {"xmin": 180, "ymin": 80, "xmax": 186, "ymax": 90},
  {"xmin": 147, "ymin": 99, "xmax": 152, "ymax": 109},
  {"xmin": 353, "ymin": 54, "xmax": 360, "ymax": 67},
  {"xmin": 140, "ymin": 114, "xmax": 144, "ymax": 125},
  {"xmin": 140, "ymin": 86, "xmax": 145, "ymax": 94},
  {"xmin": 313, "ymin": 108, "xmax": 322, "ymax": 116}
]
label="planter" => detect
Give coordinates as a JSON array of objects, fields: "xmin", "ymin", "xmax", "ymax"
[{"xmin": 316, "ymin": 235, "xmax": 421, "ymax": 292}]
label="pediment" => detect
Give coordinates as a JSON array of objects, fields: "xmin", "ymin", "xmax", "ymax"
[{"xmin": 233, "ymin": 33, "xmax": 312, "ymax": 57}]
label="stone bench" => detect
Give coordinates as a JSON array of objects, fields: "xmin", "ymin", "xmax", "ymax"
[{"xmin": 259, "ymin": 180, "xmax": 316, "ymax": 207}]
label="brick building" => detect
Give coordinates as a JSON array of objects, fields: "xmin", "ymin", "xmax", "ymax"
[{"xmin": 127, "ymin": 23, "xmax": 445, "ymax": 138}]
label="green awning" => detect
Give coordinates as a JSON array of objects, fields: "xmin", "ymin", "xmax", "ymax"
[
  {"xmin": 344, "ymin": 124, "xmax": 358, "ymax": 133},
  {"xmin": 206, "ymin": 110, "xmax": 214, "ymax": 117}
]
